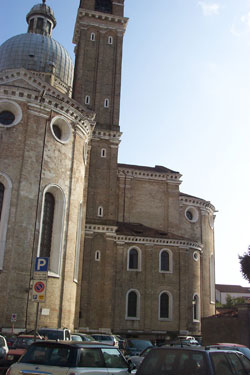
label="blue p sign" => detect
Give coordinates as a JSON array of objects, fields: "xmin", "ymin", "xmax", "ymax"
[{"xmin": 35, "ymin": 257, "xmax": 49, "ymax": 272}]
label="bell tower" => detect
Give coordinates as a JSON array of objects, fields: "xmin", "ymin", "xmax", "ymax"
[{"xmin": 73, "ymin": 0, "xmax": 128, "ymax": 224}]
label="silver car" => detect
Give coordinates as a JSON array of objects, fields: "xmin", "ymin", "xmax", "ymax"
[{"xmin": 6, "ymin": 341, "xmax": 132, "ymax": 375}]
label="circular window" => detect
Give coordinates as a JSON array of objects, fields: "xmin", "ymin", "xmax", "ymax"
[
  {"xmin": 193, "ymin": 251, "xmax": 199, "ymax": 261},
  {"xmin": 50, "ymin": 116, "xmax": 72, "ymax": 144},
  {"xmin": 0, "ymin": 100, "xmax": 22, "ymax": 128},
  {"xmin": 185, "ymin": 206, "xmax": 199, "ymax": 223}
]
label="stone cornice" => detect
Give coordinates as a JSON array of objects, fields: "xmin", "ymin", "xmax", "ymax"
[
  {"xmin": 0, "ymin": 69, "xmax": 96, "ymax": 139},
  {"xmin": 73, "ymin": 9, "xmax": 128, "ymax": 44},
  {"xmin": 117, "ymin": 167, "xmax": 182, "ymax": 184},
  {"xmin": 180, "ymin": 194, "xmax": 215, "ymax": 214},
  {"xmin": 85, "ymin": 224, "xmax": 202, "ymax": 251},
  {"xmin": 92, "ymin": 129, "xmax": 122, "ymax": 144}
]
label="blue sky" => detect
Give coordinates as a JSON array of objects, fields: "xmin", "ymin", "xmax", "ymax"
[{"xmin": 1, "ymin": 0, "xmax": 250, "ymax": 287}]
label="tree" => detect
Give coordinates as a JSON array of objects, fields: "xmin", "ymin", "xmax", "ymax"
[{"xmin": 239, "ymin": 247, "xmax": 250, "ymax": 284}]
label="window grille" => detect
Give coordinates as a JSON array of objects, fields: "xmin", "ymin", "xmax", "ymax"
[
  {"xmin": 161, "ymin": 251, "xmax": 169, "ymax": 271},
  {"xmin": 129, "ymin": 248, "xmax": 138, "ymax": 269},
  {"xmin": 160, "ymin": 293, "xmax": 169, "ymax": 319},
  {"xmin": 127, "ymin": 291, "xmax": 137, "ymax": 318}
]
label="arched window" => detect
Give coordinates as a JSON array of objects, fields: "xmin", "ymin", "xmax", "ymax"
[
  {"xmin": 0, "ymin": 173, "xmax": 12, "ymax": 270},
  {"xmin": 159, "ymin": 291, "xmax": 173, "ymax": 320},
  {"xmin": 95, "ymin": 250, "xmax": 101, "ymax": 261},
  {"xmin": 97, "ymin": 206, "xmax": 103, "ymax": 217},
  {"xmin": 85, "ymin": 95, "xmax": 90, "ymax": 105},
  {"xmin": 0, "ymin": 183, "xmax": 5, "ymax": 221},
  {"xmin": 192, "ymin": 294, "xmax": 200, "ymax": 321},
  {"xmin": 210, "ymin": 254, "xmax": 215, "ymax": 303},
  {"xmin": 159, "ymin": 249, "xmax": 172, "ymax": 273},
  {"xmin": 90, "ymin": 32, "xmax": 95, "ymax": 41},
  {"xmin": 128, "ymin": 247, "xmax": 141, "ymax": 271},
  {"xmin": 101, "ymin": 148, "xmax": 107, "ymax": 158},
  {"xmin": 38, "ymin": 185, "xmax": 65, "ymax": 276},
  {"xmin": 108, "ymin": 36, "xmax": 113, "ymax": 45},
  {"xmin": 40, "ymin": 192, "xmax": 55, "ymax": 258},
  {"xmin": 126, "ymin": 290, "xmax": 140, "ymax": 319},
  {"xmin": 95, "ymin": 0, "xmax": 112, "ymax": 14},
  {"xmin": 104, "ymin": 98, "xmax": 110, "ymax": 108}
]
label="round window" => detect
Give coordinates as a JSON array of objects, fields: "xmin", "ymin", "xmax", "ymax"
[
  {"xmin": 0, "ymin": 100, "xmax": 22, "ymax": 128},
  {"xmin": 185, "ymin": 206, "xmax": 199, "ymax": 223},
  {"xmin": 50, "ymin": 116, "xmax": 72, "ymax": 144},
  {"xmin": 193, "ymin": 251, "xmax": 199, "ymax": 261},
  {"xmin": 0, "ymin": 111, "xmax": 15, "ymax": 126}
]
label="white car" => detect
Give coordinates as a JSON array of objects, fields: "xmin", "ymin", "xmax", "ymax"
[
  {"xmin": 0, "ymin": 335, "xmax": 8, "ymax": 358},
  {"xmin": 6, "ymin": 341, "xmax": 133, "ymax": 375}
]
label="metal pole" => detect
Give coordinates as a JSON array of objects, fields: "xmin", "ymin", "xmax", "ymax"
[{"xmin": 34, "ymin": 302, "xmax": 39, "ymax": 342}]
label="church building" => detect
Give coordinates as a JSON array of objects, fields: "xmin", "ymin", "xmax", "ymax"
[{"xmin": 0, "ymin": 0, "xmax": 216, "ymax": 339}]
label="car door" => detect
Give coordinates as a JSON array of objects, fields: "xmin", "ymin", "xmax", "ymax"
[
  {"xmin": 101, "ymin": 348, "xmax": 129, "ymax": 375},
  {"xmin": 77, "ymin": 347, "xmax": 108, "ymax": 375}
]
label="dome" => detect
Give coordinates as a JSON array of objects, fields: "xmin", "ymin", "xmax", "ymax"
[
  {"xmin": 26, "ymin": 3, "xmax": 56, "ymax": 27},
  {"xmin": 0, "ymin": 33, "xmax": 74, "ymax": 88}
]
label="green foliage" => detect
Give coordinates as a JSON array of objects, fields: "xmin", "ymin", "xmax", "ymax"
[
  {"xmin": 239, "ymin": 248, "xmax": 250, "ymax": 284},
  {"xmin": 224, "ymin": 295, "xmax": 246, "ymax": 308}
]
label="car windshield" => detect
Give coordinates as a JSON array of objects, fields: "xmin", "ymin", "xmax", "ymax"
[
  {"xmin": 13, "ymin": 337, "xmax": 34, "ymax": 349},
  {"xmin": 20, "ymin": 344, "xmax": 74, "ymax": 367},
  {"xmin": 92, "ymin": 335, "xmax": 112, "ymax": 342},
  {"xmin": 127, "ymin": 340, "xmax": 153, "ymax": 350}
]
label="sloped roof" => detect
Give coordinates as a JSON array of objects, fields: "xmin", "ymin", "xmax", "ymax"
[
  {"xmin": 216, "ymin": 284, "xmax": 250, "ymax": 294},
  {"xmin": 116, "ymin": 222, "xmax": 190, "ymax": 240}
]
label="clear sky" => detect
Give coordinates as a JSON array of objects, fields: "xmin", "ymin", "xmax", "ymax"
[{"xmin": 1, "ymin": 0, "xmax": 250, "ymax": 287}]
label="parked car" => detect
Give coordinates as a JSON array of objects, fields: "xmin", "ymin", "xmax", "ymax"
[
  {"xmin": 5, "ymin": 340, "xmax": 134, "ymax": 375},
  {"xmin": 71, "ymin": 333, "xmax": 94, "ymax": 342},
  {"xmin": 135, "ymin": 345, "xmax": 250, "ymax": 375},
  {"xmin": 0, "ymin": 336, "xmax": 8, "ymax": 359},
  {"xmin": 91, "ymin": 334, "xmax": 119, "ymax": 347},
  {"xmin": 0, "ymin": 335, "xmax": 37, "ymax": 374},
  {"xmin": 208, "ymin": 343, "xmax": 250, "ymax": 360},
  {"xmin": 124, "ymin": 339, "xmax": 153, "ymax": 357},
  {"xmin": 38, "ymin": 328, "xmax": 71, "ymax": 341},
  {"xmin": 127, "ymin": 346, "xmax": 153, "ymax": 369}
]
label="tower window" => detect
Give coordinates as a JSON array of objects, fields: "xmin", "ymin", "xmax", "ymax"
[
  {"xmin": 104, "ymin": 98, "xmax": 110, "ymax": 108},
  {"xmin": 97, "ymin": 206, "xmax": 103, "ymax": 217},
  {"xmin": 52, "ymin": 124, "xmax": 62, "ymax": 140},
  {"xmin": 28, "ymin": 18, "xmax": 34, "ymax": 33},
  {"xmin": 0, "ymin": 183, "xmax": 5, "ymax": 221},
  {"xmin": 40, "ymin": 192, "xmax": 55, "ymax": 258},
  {"xmin": 192, "ymin": 294, "xmax": 200, "ymax": 321},
  {"xmin": 95, "ymin": 250, "xmax": 101, "ymax": 261},
  {"xmin": 90, "ymin": 32, "xmax": 96, "ymax": 41},
  {"xmin": 95, "ymin": 0, "xmax": 112, "ymax": 14},
  {"xmin": 108, "ymin": 36, "xmax": 113, "ymax": 45},
  {"xmin": 85, "ymin": 95, "xmax": 91, "ymax": 105},
  {"xmin": 101, "ymin": 148, "xmax": 107, "ymax": 158}
]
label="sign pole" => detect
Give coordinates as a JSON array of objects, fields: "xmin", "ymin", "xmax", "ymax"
[{"xmin": 34, "ymin": 302, "xmax": 39, "ymax": 342}]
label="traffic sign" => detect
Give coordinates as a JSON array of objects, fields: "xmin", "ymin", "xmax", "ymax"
[
  {"xmin": 11, "ymin": 313, "xmax": 17, "ymax": 322},
  {"xmin": 34, "ymin": 257, "xmax": 49, "ymax": 280},
  {"xmin": 35, "ymin": 257, "xmax": 49, "ymax": 272},
  {"xmin": 32, "ymin": 279, "xmax": 47, "ymax": 303}
]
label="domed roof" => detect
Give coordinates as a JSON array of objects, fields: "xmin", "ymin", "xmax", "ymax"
[
  {"xmin": 26, "ymin": 3, "xmax": 56, "ymax": 26},
  {"xmin": 0, "ymin": 33, "xmax": 73, "ymax": 87},
  {"xmin": 0, "ymin": 1, "xmax": 73, "ymax": 90}
]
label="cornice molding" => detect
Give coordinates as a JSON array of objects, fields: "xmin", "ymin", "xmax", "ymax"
[
  {"xmin": 117, "ymin": 167, "xmax": 182, "ymax": 184},
  {"xmin": 0, "ymin": 69, "xmax": 96, "ymax": 139},
  {"xmin": 180, "ymin": 194, "xmax": 215, "ymax": 214},
  {"xmin": 73, "ymin": 9, "xmax": 128, "ymax": 45},
  {"xmin": 92, "ymin": 129, "xmax": 122, "ymax": 143},
  {"xmin": 85, "ymin": 224, "xmax": 202, "ymax": 251}
]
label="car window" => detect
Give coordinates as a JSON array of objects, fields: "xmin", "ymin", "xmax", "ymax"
[
  {"xmin": 20, "ymin": 344, "xmax": 73, "ymax": 367},
  {"xmin": 78, "ymin": 348, "xmax": 105, "ymax": 367},
  {"xmin": 101, "ymin": 348, "xmax": 128, "ymax": 369},
  {"xmin": 238, "ymin": 354, "xmax": 250, "ymax": 372},
  {"xmin": 0, "ymin": 337, "xmax": 5, "ymax": 347},
  {"xmin": 14, "ymin": 337, "xmax": 34, "ymax": 348},
  {"xmin": 210, "ymin": 352, "xmax": 234, "ymax": 375},
  {"xmin": 228, "ymin": 353, "xmax": 249, "ymax": 374}
]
